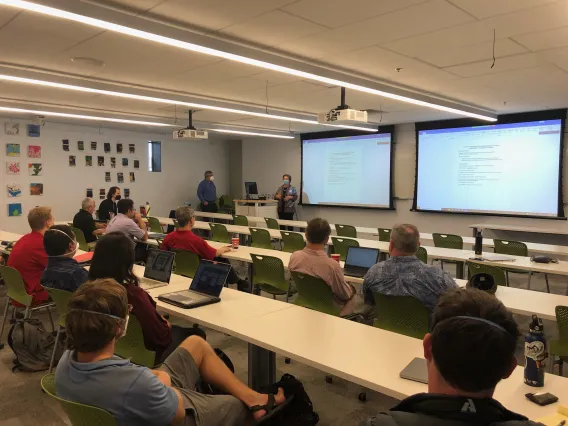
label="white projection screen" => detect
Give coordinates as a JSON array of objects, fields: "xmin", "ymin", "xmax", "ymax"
[
  {"xmin": 414, "ymin": 113, "xmax": 566, "ymax": 219},
  {"xmin": 301, "ymin": 128, "xmax": 394, "ymax": 209}
]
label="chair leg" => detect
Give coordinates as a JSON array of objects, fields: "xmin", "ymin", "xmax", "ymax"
[
  {"xmin": 528, "ymin": 272, "xmax": 532, "ymax": 290},
  {"xmin": 560, "ymin": 360, "xmax": 564, "ymax": 377},
  {"xmin": 545, "ymin": 274, "xmax": 550, "ymax": 293},
  {"xmin": 505, "ymin": 271, "xmax": 510, "ymax": 287},
  {"xmin": 49, "ymin": 326, "xmax": 62, "ymax": 373},
  {"xmin": 46, "ymin": 306, "xmax": 55, "ymax": 332},
  {"xmin": 440, "ymin": 261, "xmax": 444, "ymax": 271},
  {"xmin": 272, "ymin": 294, "xmax": 276, "ymax": 300},
  {"xmin": 0, "ymin": 298, "xmax": 10, "ymax": 349}
]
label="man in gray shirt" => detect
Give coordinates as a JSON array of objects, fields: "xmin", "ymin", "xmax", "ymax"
[
  {"xmin": 56, "ymin": 279, "xmax": 286, "ymax": 426},
  {"xmin": 105, "ymin": 198, "xmax": 148, "ymax": 261}
]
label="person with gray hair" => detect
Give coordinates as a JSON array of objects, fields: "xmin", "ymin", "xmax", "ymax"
[
  {"xmin": 362, "ymin": 224, "xmax": 456, "ymax": 312},
  {"xmin": 73, "ymin": 197, "xmax": 106, "ymax": 245},
  {"xmin": 161, "ymin": 206, "xmax": 249, "ymax": 291}
]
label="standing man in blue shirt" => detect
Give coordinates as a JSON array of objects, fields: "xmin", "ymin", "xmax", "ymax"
[{"xmin": 197, "ymin": 170, "xmax": 218, "ymax": 213}]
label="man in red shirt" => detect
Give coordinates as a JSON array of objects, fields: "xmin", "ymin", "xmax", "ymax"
[
  {"xmin": 161, "ymin": 206, "xmax": 248, "ymax": 290},
  {"xmin": 7, "ymin": 206, "xmax": 54, "ymax": 305}
]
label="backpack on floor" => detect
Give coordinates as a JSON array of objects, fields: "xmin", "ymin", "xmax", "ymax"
[
  {"xmin": 260, "ymin": 373, "xmax": 319, "ymax": 426},
  {"xmin": 8, "ymin": 318, "xmax": 65, "ymax": 372}
]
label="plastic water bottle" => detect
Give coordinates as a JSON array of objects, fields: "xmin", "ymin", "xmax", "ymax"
[
  {"xmin": 524, "ymin": 315, "xmax": 547, "ymax": 387},
  {"xmin": 145, "ymin": 201, "xmax": 151, "ymax": 216},
  {"xmin": 474, "ymin": 230, "xmax": 483, "ymax": 256}
]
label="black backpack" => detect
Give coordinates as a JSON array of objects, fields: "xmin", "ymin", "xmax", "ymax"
[{"xmin": 259, "ymin": 373, "xmax": 319, "ymax": 426}]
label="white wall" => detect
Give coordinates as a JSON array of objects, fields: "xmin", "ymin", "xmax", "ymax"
[
  {"xmin": 242, "ymin": 124, "xmax": 568, "ymax": 242},
  {"xmin": 0, "ymin": 118, "xmax": 232, "ymax": 234}
]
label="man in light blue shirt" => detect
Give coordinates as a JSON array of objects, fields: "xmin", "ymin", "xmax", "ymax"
[
  {"xmin": 197, "ymin": 170, "xmax": 217, "ymax": 213},
  {"xmin": 56, "ymin": 278, "xmax": 286, "ymax": 426}
]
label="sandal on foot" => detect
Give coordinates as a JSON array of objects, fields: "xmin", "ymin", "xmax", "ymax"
[{"xmin": 250, "ymin": 393, "xmax": 294, "ymax": 425}]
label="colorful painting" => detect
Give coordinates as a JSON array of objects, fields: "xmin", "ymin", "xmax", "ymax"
[
  {"xmin": 78, "ymin": 140, "xmax": 84, "ymax": 151},
  {"xmin": 6, "ymin": 143, "xmax": 20, "ymax": 157},
  {"xmin": 129, "ymin": 172, "xmax": 135, "ymax": 182},
  {"xmin": 7, "ymin": 183, "xmax": 22, "ymax": 197},
  {"xmin": 8, "ymin": 203, "xmax": 22, "ymax": 217},
  {"xmin": 117, "ymin": 143, "xmax": 123, "ymax": 154},
  {"xmin": 117, "ymin": 172, "xmax": 124, "ymax": 184},
  {"xmin": 91, "ymin": 141, "xmax": 97, "ymax": 150},
  {"xmin": 104, "ymin": 142, "xmax": 111, "ymax": 153},
  {"xmin": 86, "ymin": 188, "xmax": 93, "ymax": 198},
  {"xmin": 30, "ymin": 183, "xmax": 43, "ymax": 196},
  {"xmin": 105, "ymin": 172, "xmax": 111, "ymax": 182},
  {"xmin": 28, "ymin": 163, "xmax": 42, "ymax": 176},
  {"xmin": 99, "ymin": 188, "xmax": 105, "ymax": 200},
  {"xmin": 69, "ymin": 155, "xmax": 76, "ymax": 167},
  {"xmin": 62, "ymin": 139, "xmax": 69, "ymax": 151},
  {"xmin": 27, "ymin": 145, "xmax": 41, "ymax": 158},
  {"xmin": 97, "ymin": 156, "xmax": 104, "ymax": 166},
  {"xmin": 122, "ymin": 158, "xmax": 128, "ymax": 167},
  {"xmin": 124, "ymin": 188, "xmax": 130, "ymax": 199},
  {"xmin": 27, "ymin": 124, "xmax": 40, "ymax": 137},
  {"xmin": 129, "ymin": 144, "xmax": 135, "ymax": 154},
  {"xmin": 6, "ymin": 161, "xmax": 20, "ymax": 175},
  {"xmin": 85, "ymin": 155, "xmax": 92, "ymax": 167},
  {"xmin": 133, "ymin": 160, "xmax": 139, "ymax": 169},
  {"xmin": 110, "ymin": 157, "xmax": 116, "ymax": 168},
  {"xmin": 5, "ymin": 122, "xmax": 20, "ymax": 136}
]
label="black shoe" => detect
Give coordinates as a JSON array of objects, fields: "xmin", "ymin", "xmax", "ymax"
[{"xmin": 237, "ymin": 280, "xmax": 250, "ymax": 292}]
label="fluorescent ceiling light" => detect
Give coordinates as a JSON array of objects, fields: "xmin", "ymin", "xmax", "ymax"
[
  {"xmin": 208, "ymin": 129, "xmax": 294, "ymax": 139},
  {"xmin": 0, "ymin": 0, "xmax": 497, "ymax": 122},
  {"xmin": 0, "ymin": 73, "xmax": 377, "ymax": 132}
]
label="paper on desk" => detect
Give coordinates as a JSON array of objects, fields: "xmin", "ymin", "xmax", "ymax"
[{"xmin": 536, "ymin": 404, "xmax": 568, "ymax": 425}]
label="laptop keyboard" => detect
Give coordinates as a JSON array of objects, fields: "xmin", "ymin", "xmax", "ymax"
[{"xmin": 139, "ymin": 278, "xmax": 168, "ymax": 290}]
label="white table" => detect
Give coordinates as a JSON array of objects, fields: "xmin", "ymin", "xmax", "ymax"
[
  {"xmin": 471, "ymin": 223, "xmax": 568, "ymax": 236},
  {"xmin": 234, "ymin": 200, "xmax": 278, "ymax": 221},
  {"xmin": 193, "ymin": 211, "xmax": 233, "ymax": 221}
]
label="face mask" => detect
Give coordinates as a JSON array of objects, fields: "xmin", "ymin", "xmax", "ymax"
[
  {"xmin": 209, "ymin": 176, "xmax": 214, "ymax": 182},
  {"xmin": 283, "ymin": 180, "xmax": 290, "ymax": 185},
  {"xmin": 115, "ymin": 195, "xmax": 121, "ymax": 201}
]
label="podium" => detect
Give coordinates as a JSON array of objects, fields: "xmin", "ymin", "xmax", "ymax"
[{"xmin": 234, "ymin": 199, "xmax": 278, "ymax": 221}]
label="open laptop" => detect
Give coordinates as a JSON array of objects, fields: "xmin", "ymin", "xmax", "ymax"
[
  {"xmin": 139, "ymin": 249, "xmax": 175, "ymax": 290},
  {"xmin": 343, "ymin": 247, "xmax": 380, "ymax": 278},
  {"xmin": 158, "ymin": 260, "xmax": 231, "ymax": 309},
  {"xmin": 400, "ymin": 357, "xmax": 429, "ymax": 384}
]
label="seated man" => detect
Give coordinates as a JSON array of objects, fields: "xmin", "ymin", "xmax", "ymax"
[
  {"xmin": 288, "ymin": 218, "xmax": 356, "ymax": 315},
  {"xmin": 105, "ymin": 198, "xmax": 148, "ymax": 261},
  {"xmin": 57, "ymin": 279, "xmax": 285, "ymax": 426},
  {"xmin": 361, "ymin": 288, "xmax": 539, "ymax": 426},
  {"xmin": 7, "ymin": 206, "xmax": 53, "ymax": 305},
  {"xmin": 161, "ymin": 206, "xmax": 248, "ymax": 291},
  {"xmin": 41, "ymin": 225, "xmax": 89, "ymax": 292},
  {"xmin": 72, "ymin": 197, "xmax": 105, "ymax": 246},
  {"xmin": 363, "ymin": 224, "xmax": 456, "ymax": 312}
]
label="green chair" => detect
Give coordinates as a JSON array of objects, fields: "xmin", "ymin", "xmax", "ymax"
[
  {"xmin": 41, "ymin": 373, "xmax": 118, "ymax": 426},
  {"xmin": 251, "ymin": 254, "xmax": 293, "ymax": 301},
  {"xmin": 210, "ymin": 223, "xmax": 231, "ymax": 244},
  {"xmin": 550, "ymin": 306, "xmax": 568, "ymax": 376},
  {"xmin": 70, "ymin": 227, "xmax": 91, "ymax": 252},
  {"xmin": 0, "ymin": 265, "xmax": 54, "ymax": 347},
  {"xmin": 291, "ymin": 271, "xmax": 340, "ymax": 316},
  {"xmin": 114, "ymin": 314, "xmax": 156, "ymax": 367},
  {"xmin": 44, "ymin": 287, "xmax": 72, "ymax": 373},
  {"xmin": 219, "ymin": 195, "xmax": 235, "ymax": 214},
  {"xmin": 377, "ymin": 228, "xmax": 391, "ymax": 242},
  {"xmin": 493, "ymin": 239, "xmax": 547, "ymax": 291},
  {"xmin": 432, "ymin": 233, "xmax": 464, "ymax": 273},
  {"xmin": 466, "ymin": 262, "xmax": 507, "ymax": 287},
  {"xmin": 335, "ymin": 224, "xmax": 357, "ymax": 238},
  {"xmin": 233, "ymin": 215, "xmax": 248, "ymax": 226},
  {"xmin": 280, "ymin": 231, "xmax": 305, "ymax": 253},
  {"xmin": 173, "ymin": 219, "xmax": 180, "ymax": 229},
  {"xmin": 147, "ymin": 217, "xmax": 163, "ymax": 233},
  {"xmin": 373, "ymin": 293, "xmax": 429, "ymax": 339},
  {"xmin": 249, "ymin": 228, "xmax": 273, "ymax": 250},
  {"xmin": 265, "ymin": 217, "xmax": 279, "ymax": 230},
  {"xmin": 416, "ymin": 246, "xmax": 428, "ymax": 264},
  {"xmin": 173, "ymin": 250, "xmax": 200, "ymax": 278},
  {"xmin": 331, "ymin": 237, "xmax": 359, "ymax": 261}
]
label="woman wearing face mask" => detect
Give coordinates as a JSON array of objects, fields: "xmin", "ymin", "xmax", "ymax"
[
  {"xmin": 274, "ymin": 174, "xmax": 298, "ymax": 230},
  {"xmin": 98, "ymin": 186, "xmax": 121, "ymax": 221},
  {"xmin": 89, "ymin": 232, "xmax": 206, "ymax": 364}
]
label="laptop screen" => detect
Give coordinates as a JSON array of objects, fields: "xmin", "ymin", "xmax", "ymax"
[
  {"xmin": 190, "ymin": 261, "xmax": 231, "ymax": 297},
  {"xmin": 345, "ymin": 247, "xmax": 380, "ymax": 268},
  {"xmin": 144, "ymin": 249, "xmax": 175, "ymax": 283}
]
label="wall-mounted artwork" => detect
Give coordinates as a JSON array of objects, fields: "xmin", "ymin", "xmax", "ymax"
[
  {"xmin": 124, "ymin": 188, "xmax": 130, "ymax": 199},
  {"xmin": 6, "ymin": 143, "xmax": 20, "ymax": 157},
  {"xmin": 129, "ymin": 144, "xmax": 135, "ymax": 154},
  {"xmin": 27, "ymin": 124, "xmax": 40, "ymax": 137},
  {"xmin": 69, "ymin": 155, "xmax": 76, "ymax": 167},
  {"xmin": 110, "ymin": 157, "xmax": 116, "ymax": 168},
  {"xmin": 97, "ymin": 156, "xmax": 104, "ymax": 166},
  {"xmin": 122, "ymin": 158, "xmax": 128, "ymax": 167},
  {"xmin": 117, "ymin": 143, "xmax": 123, "ymax": 154},
  {"xmin": 129, "ymin": 172, "xmax": 135, "ymax": 182},
  {"xmin": 117, "ymin": 172, "xmax": 124, "ymax": 183},
  {"xmin": 7, "ymin": 183, "xmax": 22, "ymax": 197},
  {"xmin": 133, "ymin": 160, "xmax": 139, "ymax": 169},
  {"xmin": 99, "ymin": 188, "xmax": 105, "ymax": 200},
  {"xmin": 104, "ymin": 143, "xmax": 111, "ymax": 153},
  {"xmin": 27, "ymin": 145, "xmax": 41, "ymax": 158},
  {"xmin": 105, "ymin": 172, "xmax": 111, "ymax": 182},
  {"xmin": 62, "ymin": 139, "xmax": 69, "ymax": 151},
  {"xmin": 5, "ymin": 122, "xmax": 20, "ymax": 136},
  {"xmin": 78, "ymin": 141, "xmax": 84, "ymax": 151},
  {"xmin": 85, "ymin": 155, "xmax": 92, "ymax": 167},
  {"xmin": 86, "ymin": 188, "xmax": 93, "ymax": 198},
  {"xmin": 91, "ymin": 141, "xmax": 97, "ymax": 150},
  {"xmin": 30, "ymin": 183, "xmax": 43, "ymax": 196},
  {"xmin": 8, "ymin": 203, "xmax": 22, "ymax": 217},
  {"xmin": 6, "ymin": 161, "xmax": 20, "ymax": 175},
  {"xmin": 28, "ymin": 163, "xmax": 42, "ymax": 176}
]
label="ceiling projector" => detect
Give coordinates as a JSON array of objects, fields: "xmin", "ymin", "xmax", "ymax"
[
  {"xmin": 173, "ymin": 128, "xmax": 208, "ymax": 140},
  {"xmin": 317, "ymin": 108, "xmax": 368, "ymax": 124}
]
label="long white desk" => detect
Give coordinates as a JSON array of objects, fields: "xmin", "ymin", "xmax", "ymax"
[{"xmin": 471, "ymin": 223, "xmax": 568, "ymax": 236}]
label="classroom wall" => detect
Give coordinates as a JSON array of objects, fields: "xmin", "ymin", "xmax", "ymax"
[
  {"xmin": 0, "ymin": 118, "xmax": 232, "ymax": 234},
  {"xmin": 242, "ymin": 123, "xmax": 568, "ymax": 241}
]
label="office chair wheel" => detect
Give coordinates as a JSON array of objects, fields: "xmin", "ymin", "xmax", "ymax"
[
  {"xmin": 325, "ymin": 376, "xmax": 333, "ymax": 384},
  {"xmin": 285, "ymin": 357, "xmax": 291, "ymax": 364},
  {"xmin": 358, "ymin": 392, "xmax": 367, "ymax": 402}
]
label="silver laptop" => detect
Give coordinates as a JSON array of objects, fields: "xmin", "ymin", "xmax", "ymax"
[
  {"xmin": 158, "ymin": 260, "xmax": 231, "ymax": 309},
  {"xmin": 343, "ymin": 247, "xmax": 380, "ymax": 278},
  {"xmin": 400, "ymin": 357, "xmax": 429, "ymax": 384},
  {"xmin": 139, "ymin": 249, "xmax": 175, "ymax": 290},
  {"xmin": 148, "ymin": 232, "xmax": 168, "ymax": 240}
]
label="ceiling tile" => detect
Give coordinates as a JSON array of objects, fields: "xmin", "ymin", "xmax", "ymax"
[
  {"xmin": 444, "ymin": 53, "xmax": 541, "ymax": 77},
  {"xmin": 513, "ymin": 27, "xmax": 568, "ymax": 51},
  {"xmin": 446, "ymin": 0, "xmax": 559, "ymax": 19},
  {"xmin": 90, "ymin": 0, "xmax": 167, "ymax": 14},
  {"xmin": 0, "ymin": 5, "xmax": 20, "ymax": 27}
]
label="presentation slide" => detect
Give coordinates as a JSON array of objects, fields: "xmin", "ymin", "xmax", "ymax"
[
  {"xmin": 416, "ymin": 119, "xmax": 563, "ymax": 217},
  {"xmin": 302, "ymin": 133, "xmax": 392, "ymax": 208}
]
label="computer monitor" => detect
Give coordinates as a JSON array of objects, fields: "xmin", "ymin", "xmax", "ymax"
[{"xmin": 245, "ymin": 181, "xmax": 258, "ymax": 197}]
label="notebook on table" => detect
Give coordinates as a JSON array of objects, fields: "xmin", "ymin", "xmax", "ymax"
[
  {"xmin": 158, "ymin": 260, "xmax": 231, "ymax": 309},
  {"xmin": 74, "ymin": 252, "xmax": 94, "ymax": 264},
  {"xmin": 400, "ymin": 357, "xmax": 429, "ymax": 384},
  {"xmin": 343, "ymin": 247, "xmax": 380, "ymax": 278},
  {"xmin": 139, "ymin": 249, "xmax": 175, "ymax": 290}
]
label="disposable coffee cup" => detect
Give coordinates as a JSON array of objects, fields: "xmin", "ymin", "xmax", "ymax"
[
  {"xmin": 231, "ymin": 237, "xmax": 239, "ymax": 249},
  {"xmin": 331, "ymin": 254, "xmax": 340, "ymax": 262}
]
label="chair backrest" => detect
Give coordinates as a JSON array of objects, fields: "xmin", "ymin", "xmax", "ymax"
[
  {"xmin": 373, "ymin": 293, "xmax": 429, "ymax": 339},
  {"xmin": 249, "ymin": 228, "xmax": 273, "ymax": 249},
  {"xmin": 221, "ymin": 195, "xmax": 235, "ymax": 210},
  {"xmin": 466, "ymin": 262, "xmax": 507, "ymax": 287},
  {"xmin": 70, "ymin": 227, "xmax": 90, "ymax": 252},
  {"xmin": 0, "ymin": 265, "xmax": 32, "ymax": 307},
  {"xmin": 556, "ymin": 306, "xmax": 568, "ymax": 342},
  {"xmin": 45, "ymin": 287, "xmax": 72, "ymax": 327},
  {"xmin": 377, "ymin": 228, "xmax": 391, "ymax": 242},
  {"xmin": 233, "ymin": 215, "xmax": 248, "ymax": 226},
  {"xmin": 210, "ymin": 223, "xmax": 230, "ymax": 243},
  {"xmin": 416, "ymin": 246, "xmax": 428, "ymax": 264},
  {"xmin": 494, "ymin": 239, "xmax": 528, "ymax": 257},
  {"xmin": 264, "ymin": 217, "xmax": 280, "ymax": 230},
  {"xmin": 41, "ymin": 374, "xmax": 118, "ymax": 426},
  {"xmin": 147, "ymin": 217, "xmax": 163, "ymax": 233},
  {"xmin": 280, "ymin": 231, "xmax": 305, "ymax": 253},
  {"xmin": 335, "ymin": 224, "xmax": 357, "ymax": 238},
  {"xmin": 331, "ymin": 237, "xmax": 360, "ymax": 261},
  {"xmin": 291, "ymin": 271, "xmax": 340, "ymax": 316},
  {"xmin": 114, "ymin": 314, "xmax": 155, "ymax": 367},
  {"xmin": 432, "ymin": 233, "xmax": 463, "ymax": 250},
  {"xmin": 251, "ymin": 254, "xmax": 288, "ymax": 292},
  {"xmin": 173, "ymin": 250, "xmax": 200, "ymax": 278}
]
